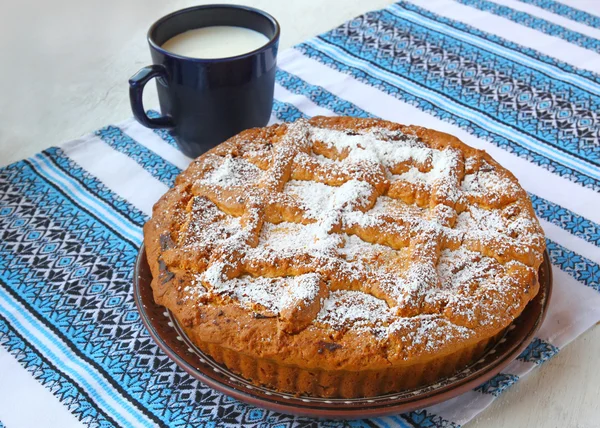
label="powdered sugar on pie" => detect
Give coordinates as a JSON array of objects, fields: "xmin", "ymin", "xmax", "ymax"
[{"xmin": 147, "ymin": 117, "xmax": 545, "ymax": 357}]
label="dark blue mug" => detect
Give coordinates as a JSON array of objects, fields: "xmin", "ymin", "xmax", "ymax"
[{"xmin": 129, "ymin": 5, "xmax": 280, "ymax": 158}]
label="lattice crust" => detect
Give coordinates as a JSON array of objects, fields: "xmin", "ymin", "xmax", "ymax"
[{"xmin": 145, "ymin": 117, "xmax": 545, "ymax": 371}]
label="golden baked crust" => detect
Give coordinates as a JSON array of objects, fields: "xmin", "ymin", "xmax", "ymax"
[{"xmin": 144, "ymin": 117, "xmax": 545, "ymax": 397}]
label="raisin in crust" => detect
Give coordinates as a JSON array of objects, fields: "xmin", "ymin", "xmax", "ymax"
[{"xmin": 144, "ymin": 117, "xmax": 545, "ymax": 398}]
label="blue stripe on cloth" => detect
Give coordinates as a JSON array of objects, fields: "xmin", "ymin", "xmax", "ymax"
[
  {"xmin": 19, "ymin": 159, "xmax": 138, "ymax": 249},
  {"xmin": 546, "ymin": 239, "xmax": 600, "ymax": 291},
  {"xmin": 95, "ymin": 125, "xmax": 180, "ymax": 187},
  {"xmin": 146, "ymin": 110, "xmax": 179, "ymax": 149},
  {"xmin": 317, "ymin": 8, "xmax": 600, "ymax": 173},
  {"xmin": 0, "ymin": 284, "xmax": 143, "ymax": 428},
  {"xmin": 518, "ymin": 337, "xmax": 559, "ymax": 364},
  {"xmin": 294, "ymin": 41, "xmax": 600, "ymax": 191},
  {"xmin": 390, "ymin": 2, "xmax": 600, "ymax": 96},
  {"xmin": 27, "ymin": 153, "xmax": 143, "ymax": 246},
  {"xmin": 0, "ymin": 162, "xmax": 158, "ymax": 427},
  {"xmin": 0, "ymin": 314, "xmax": 118, "ymax": 428},
  {"xmin": 272, "ymin": 99, "xmax": 309, "ymax": 122},
  {"xmin": 529, "ymin": 194, "xmax": 600, "ymax": 248},
  {"xmin": 475, "ymin": 373, "xmax": 519, "ymax": 397},
  {"xmin": 42, "ymin": 147, "xmax": 148, "ymax": 228},
  {"xmin": 276, "ymin": 69, "xmax": 375, "ymax": 118},
  {"xmin": 517, "ymin": 0, "xmax": 600, "ymax": 29},
  {"xmin": 455, "ymin": 0, "xmax": 600, "ymax": 54}
]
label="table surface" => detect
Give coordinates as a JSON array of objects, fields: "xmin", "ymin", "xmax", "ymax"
[{"xmin": 1, "ymin": 1, "xmax": 599, "ymax": 427}]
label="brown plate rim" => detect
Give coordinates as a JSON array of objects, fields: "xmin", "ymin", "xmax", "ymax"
[{"xmin": 133, "ymin": 244, "xmax": 552, "ymax": 419}]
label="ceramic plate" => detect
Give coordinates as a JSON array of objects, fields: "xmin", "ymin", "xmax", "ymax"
[{"xmin": 133, "ymin": 245, "xmax": 552, "ymax": 418}]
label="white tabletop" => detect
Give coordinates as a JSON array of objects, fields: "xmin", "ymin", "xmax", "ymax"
[{"xmin": 1, "ymin": 1, "xmax": 599, "ymax": 427}]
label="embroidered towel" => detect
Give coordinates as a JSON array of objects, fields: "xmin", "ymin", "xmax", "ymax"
[{"xmin": 1, "ymin": 1, "xmax": 600, "ymax": 426}]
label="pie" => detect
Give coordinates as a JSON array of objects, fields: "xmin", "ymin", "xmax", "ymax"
[{"xmin": 143, "ymin": 116, "xmax": 545, "ymax": 398}]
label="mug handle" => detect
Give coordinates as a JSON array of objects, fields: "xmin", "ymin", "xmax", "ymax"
[{"xmin": 128, "ymin": 65, "xmax": 175, "ymax": 129}]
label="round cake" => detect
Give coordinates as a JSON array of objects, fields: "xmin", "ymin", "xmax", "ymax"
[{"xmin": 144, "ymin": 116, "xmax": 546, "ymax": 398}]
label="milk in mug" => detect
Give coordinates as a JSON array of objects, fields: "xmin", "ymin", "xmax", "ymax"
[{"xmin": 161, "ymin": 26, "xmax": 270, "ymax": 59}]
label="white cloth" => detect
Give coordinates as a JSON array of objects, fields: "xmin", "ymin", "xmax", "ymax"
[{"xmin": 0, "ymin": 1, "xmax": 599, "ymax": 427}]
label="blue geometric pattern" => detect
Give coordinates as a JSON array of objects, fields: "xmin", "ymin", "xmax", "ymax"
[
  {"xmin": 0, "ymin": 162, "xmax": 152, "ymax": 421},
  {"xmin": 475, "ymin": 373, "xmax": 519, "ymax": 397},
  {"xmin": 546, "ymin": 239, "xmax": 600, "ymax": 291},
  {"xmin": 456, "ymin": 0, "xmax": 600, "ymax": 54},
  {"xmin": 42, "ymin": 147, "xmax": 148, "ymax": 228},
  {"xmin": 518, "ymin": 0, "xmax": 600, "ymax": 29},
  {"xmin": 397, "ymin": 1, "xmax": 600, "ymax": 89},
  {"xmin": 529, "ymin": 194, "xmax": 600, "ymax": 247},
  {"xmin": 0, "ymin": 315, "xmax": 116, "ymax": 427},
  {"xmin": 518, "ymin": 338, "xmax": 559, "ymax": 364},
  {"xmin": 272, "ymin": 99, "xmax": 309, "ymax": 122},
  {"xmin": 276, "ymin": 69, "xmax": 374, "ymax": 119},
  {"xmin": 94, "ymin": 126, "xmax": 180, "ymax": 187}
]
